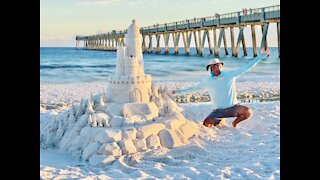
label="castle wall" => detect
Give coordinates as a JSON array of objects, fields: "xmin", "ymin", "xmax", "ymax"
[{"xmin": 106, "ymin": 75, "xmax": 152, "ymax": 103}]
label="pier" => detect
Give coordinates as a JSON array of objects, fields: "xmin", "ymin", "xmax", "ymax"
[{"xmin": 76, "ymin": 5, "xmax": 280, "ymax": 57}]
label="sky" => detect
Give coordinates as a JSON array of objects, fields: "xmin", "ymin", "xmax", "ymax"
[{"xmin": 40, "ymin": 0, "xmax": 280, "ymax": 47}]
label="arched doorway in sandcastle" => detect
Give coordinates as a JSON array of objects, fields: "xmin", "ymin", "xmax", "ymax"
[{"xmin": 129, "ymin": 88, "xmax": 142, "ymax": 102}]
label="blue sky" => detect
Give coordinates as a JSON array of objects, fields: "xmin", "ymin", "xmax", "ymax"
[{"xmin": 40, "ymin": 0, "xmax": 280, "ymax": 47}]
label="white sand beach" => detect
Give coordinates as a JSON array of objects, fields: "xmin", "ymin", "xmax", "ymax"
[{"xmin": 40, "ymin": 82, "xmax": 280, "ymax": 179}]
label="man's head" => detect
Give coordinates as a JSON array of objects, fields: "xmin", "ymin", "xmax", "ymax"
[{"xmin": 206, "ymin": 58, "xmax": 224, "ymax": 76}]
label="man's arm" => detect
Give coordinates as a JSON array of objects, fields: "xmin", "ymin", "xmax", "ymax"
[
  {"xmin": 229, "ymin": 49, "xmax": 269, "ymax": 77},
  {"xmin": 172, "ymin": 81, "xmax": 205, "ymax": 94}
]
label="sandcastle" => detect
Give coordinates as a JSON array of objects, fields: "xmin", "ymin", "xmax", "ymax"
[{"xmin": 40, "ymin": 20, "xmax": 200, "ymax": 167}]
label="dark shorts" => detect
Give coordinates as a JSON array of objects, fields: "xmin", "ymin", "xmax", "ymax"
[{"xmin": 206, "ymin": 104, "xmax": 247, "ymax": 124}]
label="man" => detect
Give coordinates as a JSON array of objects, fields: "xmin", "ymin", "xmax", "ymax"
[{"xmin": 172, "ymin": 49, "xmax": 270, "ymax": 127}]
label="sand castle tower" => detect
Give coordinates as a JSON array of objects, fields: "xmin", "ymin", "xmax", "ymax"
[{"xmin": 106, "ymin": 19, "xmax": 152, "ymax": 103}]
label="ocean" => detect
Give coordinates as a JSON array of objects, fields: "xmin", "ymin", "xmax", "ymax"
[{"xmin": 40, "ymin": 47, "xmax": 279, "ymax": 84}]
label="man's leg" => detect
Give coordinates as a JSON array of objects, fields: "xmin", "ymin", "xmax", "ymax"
[{"xmin": 231, "ymin": 106, "xmax": 253, "ymax": 127}]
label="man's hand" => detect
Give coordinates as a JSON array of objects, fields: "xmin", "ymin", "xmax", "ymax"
[{"xmin": 260, "ymin": 48, "xmax": 270, "ymax": 57}]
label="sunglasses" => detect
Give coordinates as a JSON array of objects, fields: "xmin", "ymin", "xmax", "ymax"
[{"xmin": 212, "ymin": 64, "xmax": 222, "ymax": 67}]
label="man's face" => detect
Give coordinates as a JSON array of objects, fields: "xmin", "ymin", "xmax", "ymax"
[{"xmin": 210, "ymin": 63, "xmax": 223, "ymax": 75}]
